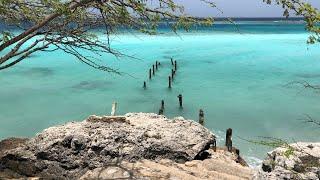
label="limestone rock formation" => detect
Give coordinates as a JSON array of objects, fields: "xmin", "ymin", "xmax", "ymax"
[
  {"xmin": 0, "ymin": 113, "xmax": 217, "ymax": 179},
  {"xmin": 254, "ymin": 142, "xmax": 320, "ymax": 180},
  {"xmin": 80, "ymin": 148, "xmax": 254, "ymax": 180}
]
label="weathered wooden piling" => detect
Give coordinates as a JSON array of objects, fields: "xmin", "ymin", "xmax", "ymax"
[
  {"xmin": 159, "ymin": 108, "xmax": 164, "ymax": 115},
  {"xmin": 213, "ymin": 139, "xmax": 217, "ymax": 152},
  {"xmin": 156, "ymin": 61, "xmax": 158, "ymax": 70},
  {"xmin": 159, "ymin": 100, "xmax": 165, "ymax": 115},
  {"xmin": 177, "ymin": 94, "xmax": 183, "ymax": 107},
  {"xmin": 143, "ymin": 81, "xmax": 146, "ymax": 89},
  {"xmin": 174, "ymin": 60, "xmax": 177, "ymax": 71},
  {"xmin": 152, "ymin": 65, "xmax": 155, "ymax": 75},
  {"xmin": 111, "ymin": 102, "xmax": 117, "ymax": 116},
  {"xmin": 168, "ymin": 76, "xmax": 172, "ymax": 88},
  {"xmin": 149, "ymin": 69, "xmax": 152, "ymax": 79},
  {"xmin": 236, "ymin": 149, "xmax": 240, "ymax": 156},
  {"xmin": 225, "ymin": 128, "xmax": 233, "ymax": 152},
  {"xmin": 199, "ymin": 109, "xmax": 204, "ymax": 126},
  {"xmin": 171, "ymin": 69, "xmax": 174, "ymax": 80},
  {"xmin": 171, "ymin": 58, "xmax": 174, "ymax": 65}
]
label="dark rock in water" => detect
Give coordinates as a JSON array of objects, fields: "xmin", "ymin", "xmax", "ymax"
[
  {"xmin": 25, "ymin": 67, "xmax": 54, "ymax": 77},
  {"xmin": 0, "ymin": 113, "xmax": 216, "ymax": 179},
  {"xmin": 71, "ymin": 80, "xmax": 110, "ymax": 90},
  {"xmin": 295, "ymin": 73, "xmax": 320, "ymax": 79},
  {"xmin": 203, "ymin": 60, "xmax": 217, "ymax": 64}
]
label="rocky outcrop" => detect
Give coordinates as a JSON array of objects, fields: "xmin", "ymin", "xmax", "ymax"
[
  {"xmin": 254, "ymin": 142, "xmax": 320, "ymax": 180},
  {"xmin": 0, "ymin": 113, "xmax": 217, "ymax": 179},
  {"xmin": 80, "ymin": 148, "xmax": 254, "ymax": 180},
  {"xmin": 3, "ymin": 113, "xmax": 319, "ymax": 180},
  {"xmin": 0, "ymin": 137, "xmax": 28, "ymax": 158}
]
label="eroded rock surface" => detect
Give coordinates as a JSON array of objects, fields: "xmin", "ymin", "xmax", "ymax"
[
  {"xmin": 0, "ymin": 137, "xmax": 28, "ymax": 158},
  {"xmin": 254, "ymin": 142, "xmax": 320, "ymax": 180},
  {"xmin": 80, "ymin": 149, "xmax": 254, "ymax": 180},
  {"xmin": 0, "ymin": 113, "xmax": 216, "ymax": 179}
]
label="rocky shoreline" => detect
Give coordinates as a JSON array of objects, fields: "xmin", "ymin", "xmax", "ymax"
[{"xmin": 0, "ymin": 113, "xmax": 319, "ymax": 179}]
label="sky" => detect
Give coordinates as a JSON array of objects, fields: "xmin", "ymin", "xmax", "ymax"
[{"xmin": 174, "ymin": 0, "xmax": 320, "ymax": 17}]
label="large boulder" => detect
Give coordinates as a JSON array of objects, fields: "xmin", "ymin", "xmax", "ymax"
[
  {"xmin": 0, "ymin": 113, "xmax": 216, "ymax": 179},
  {"xmin": 254, "ymin": 142, "xmax": 320, "ymax": 180}
]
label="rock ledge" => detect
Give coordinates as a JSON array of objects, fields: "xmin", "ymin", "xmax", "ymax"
[
  {"xmin": 0, "ymin": 113, "xmax": 217, "ymax": 179},
  {"xmin": 254, "ymin": 142, "xmax": 320, "ymax": 180}
]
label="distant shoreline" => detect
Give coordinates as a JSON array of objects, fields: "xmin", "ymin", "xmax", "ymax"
[{"xmin": 0, "ymin": 17, "xmax": 307, "ymax": 31}]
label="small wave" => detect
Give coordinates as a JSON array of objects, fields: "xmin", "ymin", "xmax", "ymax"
[
  {"xmin": 245, "ymin": 156, "xmax": 262, "ymax": 168},
  {"xmin": 211, "ymin": 129, "xmax": 224, "ymax": 144}
]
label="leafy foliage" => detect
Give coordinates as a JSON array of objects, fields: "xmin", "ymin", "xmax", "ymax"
[
  {"xmin": 263, "ymin": 0, "xmax": 320, "ymax": 44},
  {"xmin": 0, "ymin": 0, "xmax": 215, "ymax": 72}
]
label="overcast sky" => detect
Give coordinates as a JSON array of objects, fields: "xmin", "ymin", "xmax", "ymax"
[{"xmin": 173, "ymin": 0, "xmax": 320, "ymax": 17}]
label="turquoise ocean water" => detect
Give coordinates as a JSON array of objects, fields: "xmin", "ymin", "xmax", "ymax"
[{"xmin": 1, "ymin": 21, "xmax": 320, "ymax": 166}]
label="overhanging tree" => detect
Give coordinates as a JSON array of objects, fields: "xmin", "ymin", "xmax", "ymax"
[
  {"xmin": 0, "ymin": 0, "xmax": 214, "ymax": 72},
  {"xmin": 0, "ymin": 0, "xmax": 319, "ymax": 72},
  {"xmin": 263, "ymin": 0, "xmax": 320, "ymax": 43}
]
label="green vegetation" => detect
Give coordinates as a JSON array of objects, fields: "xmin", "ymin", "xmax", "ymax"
[
  {"xmin": 264, "ymin": 0, "xmax": 320, "ymax": 44},
  {"xmin": 283, "ymin": 146, "xmax": 295, "ymax": 158},
  {"xmin": 0, "ymin": 0, "xmax": 214, "ymax": 72}
]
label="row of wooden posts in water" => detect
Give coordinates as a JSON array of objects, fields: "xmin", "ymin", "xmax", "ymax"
[
  {"xmin": 143, "ymin": 58, "xmax": 178, "ymax": 89},
  {"xmin": 141, "ymin": 58, "xmax": 235, "ymax": 155}
]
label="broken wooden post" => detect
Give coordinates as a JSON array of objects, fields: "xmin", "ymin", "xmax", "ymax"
[
  {"xmin": 149, "ymin": 69, "xmax": 152, "ymax": 79},
  {"xmin": 152, "ymin": 65, "xmax": 155, "ymax": 75},
  {"xmin": 171, "ymin": 58, "xmax": 174, "ymax": 65},
  {"xmin": 213, "ymin": 139, "xmax": 217, "ymax": 152},
  {"xmin": 156, "ymin": 61, "xmax": 158, "ymax": 70},
  {"xmin": 161, "ymin": 100, "xmax": 165, "ymax": 110},
  {"xmin": 143, "ymin": 81, "xmax": 146, "ymax": 89},
  {"xmin": 174, "ymin": 60, "xmax": 177, "ymax": 71},
  {"xmin": 168, "ymin": 76, "xmax": 172, "ymax": 88},
  {"xmin": 235, "ymin": 148, "xmax": 240, "ymax": 163},
  {"xmin": 199, "ymin": 109, "xmax": 204, "ymax": 126},
  {"xmin": 177, "ymin": 94, "xmax": 183, "ymax": 107},
  {"xmin": 171, "ymin": 69, "xmax": 175, "ymax": 80},
  {"xmin": 111, "ymin": 102, "xmax": 117, "ymax": 116},
  {"xmin": 236, "ymin": 149, "xmax": 240, "ymax": 156},
  {"xmin": 225, "ymin": 128, "xmax": 233, "ymax": 152},
  {"xmin": 159, "ymin": 108, "xmax": 164, "ymax": 115}
]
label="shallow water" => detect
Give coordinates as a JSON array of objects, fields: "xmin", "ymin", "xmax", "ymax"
[{"xmin": 1, "ymin": 22, "xmax": 320, "ymax": 166}]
